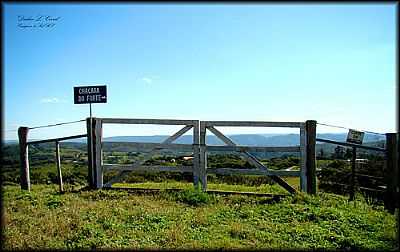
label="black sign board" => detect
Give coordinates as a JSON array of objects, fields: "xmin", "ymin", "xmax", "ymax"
[
  {"xmin": 74, "ymin": 85, "xmax": 107, "ymax": 104},
  {"xmin": 346, "ymin": 129, "xmax": 364, "ymax": 145}
]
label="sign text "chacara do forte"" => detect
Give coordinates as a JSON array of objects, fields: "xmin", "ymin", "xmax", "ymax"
[{"xmin": 74, "ymin": 85, "xmax": 107, "ymax": 104}]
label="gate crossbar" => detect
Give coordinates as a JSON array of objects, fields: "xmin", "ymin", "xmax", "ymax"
[{"xmin": 104, "ymin": 165, "xmax": 193, "ymax": 173}]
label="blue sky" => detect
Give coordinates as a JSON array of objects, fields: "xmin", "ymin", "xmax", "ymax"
[{"xmin": 3, "ymin": 3, "xmax": 397, "ymax": 140}]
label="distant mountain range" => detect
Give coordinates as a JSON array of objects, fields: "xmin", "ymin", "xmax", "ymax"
[
  {"xmin": 82, "ymin": 133, "xmax": 384, "ymax": 146},
  {"xmin": 101, "ymin": 133, "xmax": 385, "ymax": 146},
  {"xmin": 3, "ymin": 133, "xmax": 385, "ymax": 146}
]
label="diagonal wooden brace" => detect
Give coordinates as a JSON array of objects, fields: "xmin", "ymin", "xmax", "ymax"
[
  {"xmin": 206, "ymin": 126, "xmax": 268, "ymax": 170},
  {"xmin": 206, "ymin": 126, "xmax": 297, "ymax": 194}
]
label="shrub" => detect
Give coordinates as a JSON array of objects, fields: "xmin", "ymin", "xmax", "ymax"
[{"xmin": 175, "ymin": 188, "xmax": 211, "ymax": 206}]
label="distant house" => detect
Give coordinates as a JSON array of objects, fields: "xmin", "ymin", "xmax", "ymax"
[
  {"xmin": 168, "ymin": 156, "xmax": 193, "ymax": 163},
  {"xmin": 346, "ymin": 158, "xmax": 368, "ymax": 164}
]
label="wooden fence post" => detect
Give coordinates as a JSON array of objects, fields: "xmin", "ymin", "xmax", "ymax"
[
  {"xmin": 199, "ymin": 122, "xmax": 207, "ymax": 192},
  {"xmin": 192, "ymin": 121, "xmax": 200, "ymax": 189},
  {"xmin": 385, "ymin": 133, "xmax": 399, "ymax": 213},
  {"xmin": 86, "ymin": 117, "xmax": 95, "ymax": 188},
  {"xmin": 93, "ymin": 118, "xmax": 103, "ymax": 189},
  {"xmin": 305, "ymin": 120, "xmax": 317, "ymax": 194},
  {"xmin": 55, "ymin": 141, "xmax": 64, "ymax": 192},
  {"xmin": 18, "ymin": 127, "xmax": 30, "ymax": 191},
  {"xmin": 300, "ymin": 123, "xmax": 307, "ymax": 192}
]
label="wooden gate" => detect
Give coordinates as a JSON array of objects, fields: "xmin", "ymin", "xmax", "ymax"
[
  {"xmin": 86, "ymin": 118, "xmax": 200, "ymax": 189},
  {"xmin": 197, "ymin": 120, "xmax": 317, "ymax": 194},
  {"xmin": 84, "ymin": 118, "xmax": 318, "ymax": 194}
]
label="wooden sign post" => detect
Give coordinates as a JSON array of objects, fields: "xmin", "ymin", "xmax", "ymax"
[
  {"xmin": 346, "ymin": 129, "xmax": 364, "ymax": 200},
  {"xmin": 74, "ymin": 85, "xmax": 107, "ymax": 189},
  {"xmin": 74, "ymin": 85, "xmax": 107, "ymax": 118}
]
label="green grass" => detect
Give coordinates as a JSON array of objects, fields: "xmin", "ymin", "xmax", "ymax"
[
  {"xmin": 2, "ymin": 183, "xmax": 398, "ymax": 250},
  {"xmin": 111, "ymin": 175, "xmax": 303, "ymax": 194}
]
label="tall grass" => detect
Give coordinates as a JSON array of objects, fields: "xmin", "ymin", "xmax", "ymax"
[{"xmin": 2, "ymin": 183, "xmax": 397, "ymax": 250}]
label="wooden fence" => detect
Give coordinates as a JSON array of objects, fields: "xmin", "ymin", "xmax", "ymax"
[
  {"xmin": 17, "ymin": 118, "xmax": 398, "ymax": 212},
  {"xmin": 316, "ymin": 133, "xmax": 399, "ymax": 213},
  {"xmin": 17, "ymin": 126, "xmax": 87, "ymax": 192}
]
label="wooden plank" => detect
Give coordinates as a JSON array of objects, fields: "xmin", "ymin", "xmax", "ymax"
[
  {"xmin": 206, "ymin": 124, "xmax": 268, "ymax": 171},
  {"xmin": 306, "ymin": 120, "xmax": 317, "ymax": 194},
  {"xmin": 241, "ymin": 151, "xmax": 268, "ymax": 171},
  {"xmin": 207, "ymin": 126, "xmax": 268, "ymax": 171},
  {"xmin": 18, "ymin": 127, "xmax": 30, "ymax": 191},
  {"xmin": 103, "ymin": 164, "xmax": 193, "ymax": 173},
  {"xmin": 203, "ymin": 121, "xmax": 302, "ymax": 128},
  {"xmin": 163, "ymin": 125, "xmax": 193, "ymax": 144},
  {"xmin": 207, "ymin": 168, "xmax": 300, "ymax": 177},
  {"xmin": 207, "ymin": 126, "xmax": 236, "ymax": 145},
  {"xmin": 384, "ymin": 133, "xmax": 399, "ymax": 213},
  {"xmin": 267, "ymin": 171, "xmax": 300, "ymax": 177},
  {"xmin": 300, "ymin": 124, "xmax": 307, "ymax": 192},
  {"xmin": 27, "ymin": 134, "xmax": 88, "ymax": 145},
  {"xmin": 103, "ymin": 142, "xmax": 194, "ymax": 151},
  {"xmin": 359, "ymin": 186, "xmax": 386, "ymax": 193},
  {"xmin": 100, "ymin": 118, "xmax": 197, "ymax": 125},
  {"xmin": 55, "ymin": 141, "xmax": 64, "ymax": 192},
  {"xmin": 316, "ymin": 138, "xmax": 386, "ymax": 152},
  {"xmin": 354, "ymin": 173, "xmax": 384, "ymax": 180},
  {"xmin": 206, "ymin": 145, "xmax": 300, "ymax": 152}
]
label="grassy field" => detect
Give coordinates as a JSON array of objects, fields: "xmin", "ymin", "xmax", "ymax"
[
  {"xmin": 2, "ymin": 182, "xmax": 398, "ymax": 250},
  {"xmin": 112, "ymin": 175, "xmax": 302, "ymax": 193}
]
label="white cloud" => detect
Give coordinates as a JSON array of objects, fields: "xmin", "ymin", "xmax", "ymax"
[
  {"xmin": 40, "ymin": 97, "xmax": 65, "ymax": 103},
  {"xmin": 141, "ymin": 77, "xmax": 153, "ymax": 84}
]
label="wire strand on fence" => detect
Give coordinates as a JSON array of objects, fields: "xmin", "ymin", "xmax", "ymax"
[
  {"xmin": 317, "ymin": 122, "xmax": 386, "ymax": 136},
  {"xmin": 28, "ymin": 119, "xmax": 86, "ymax": 130}
]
